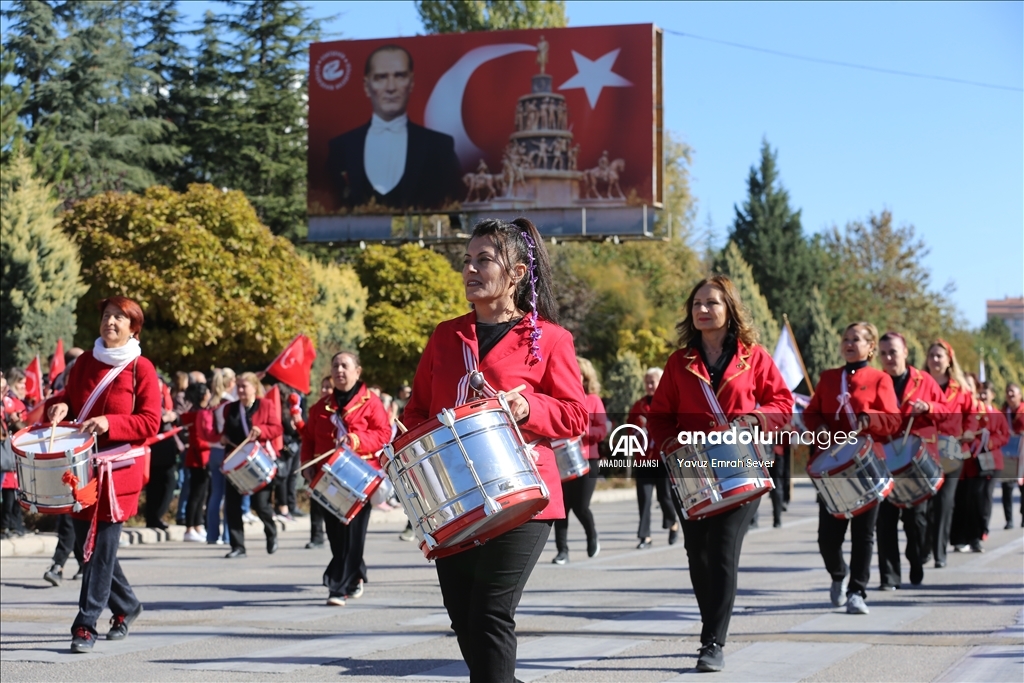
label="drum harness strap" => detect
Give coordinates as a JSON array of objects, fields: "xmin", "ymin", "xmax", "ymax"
[{"xmin": 837, "ymin": 371, "xmax": 860, "ymax": 432}]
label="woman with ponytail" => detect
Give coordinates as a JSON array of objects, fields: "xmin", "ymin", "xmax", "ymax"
[{"xmin": 402, "ymin": 217, "xmax": 588, "ymax": 682}]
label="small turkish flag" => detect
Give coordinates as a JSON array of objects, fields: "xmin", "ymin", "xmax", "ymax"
[
  {"xmin": 265, "ymin": 335, "xmax": 316, "ymax": 394},
  {"xmin": 24, "ymin": 355, "xmax": 43, "ymax": 405},
  {"xmin": 49, "ymin": 338, "xmax": 65, "ymax": 385}
]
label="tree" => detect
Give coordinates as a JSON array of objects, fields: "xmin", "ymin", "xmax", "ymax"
[
  {"xmin": 352, "ymin": 245, "xmax": 466, "ymax": 391},
  {"xmin": 730, "ymin": 140, "xmax": 821, "ymax": 337},
  {"xmin": 61, "ymin": 183, "xmax": 315, "ymax": 371},
  {"xmin": 804, "ymin": 286, "xmax": 840, "ymax": 387},
  {"xmin": 617, "ymin": 328, "xmax": 671, "ymax": 371},
  {"xmin": 1, "ymin": 155, "xmax": 87, "ymax": 370},
  {"xmin": 712, "ymin": 241, "xmax": 780, "ymax": 351},
  {"xmin": 604, "ymin": 350, "xmax": 643, "ymax": 417},
  {"xmin": 974, "ymin": 317, "xmax": 1024, "ymax": 391},
  {"xmin": 307, "ymin": 256, "xmax": 368, "ymax": 385},
  {"xmin": 821, "ymin": 210, "xmax": 955, "ymax": 347},
  {"xmin": 655, "ymin": 132, "xmax": 697, "ymax": 240},
  {"xmin": 416, "ymin": 0, "xmax": 567, "ymax": 33}
]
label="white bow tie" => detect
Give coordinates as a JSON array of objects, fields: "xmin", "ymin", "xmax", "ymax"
[{"xmin": 369, "ymin": 115, "xmax": 407, "ymax": 134}]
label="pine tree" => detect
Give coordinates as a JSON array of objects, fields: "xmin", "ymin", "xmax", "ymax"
[
  {"xmin": 730, "ymin": 140, "xmax": 821, "ymax": 340},
  {"xmin": 416, "ymin": 1, "xmax": 567, "ymax": 33},
  {"xmin": 713, "ymin": 240, "xmax": 780, "ymax": 351},
  {"xmin": 1, "ymin": 155, "xmax": 87, "ymax": 369},
  {"xmin": 604, "ymin": 351, "xmax": 644, "ymax": 417},
  {"xmin": 804, "ymin": 286, "xmax": 840, "ymax": 388}
]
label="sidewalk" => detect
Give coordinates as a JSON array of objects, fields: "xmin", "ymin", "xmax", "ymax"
[{"xmin": 0, "ymin": 486, "xmax": 637, "ymax": 557}]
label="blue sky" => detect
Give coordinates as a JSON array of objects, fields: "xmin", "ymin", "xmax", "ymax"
[{"xmin": 9, "ymin": 1, "xmax": 1021, "ymax": 327}]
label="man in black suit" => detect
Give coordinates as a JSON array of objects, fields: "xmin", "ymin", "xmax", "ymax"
[{"xmin": 327, "ymin": 45, "xmax": 463, "ymax": 211}]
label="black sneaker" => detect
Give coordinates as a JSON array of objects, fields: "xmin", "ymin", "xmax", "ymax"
[
  {"xmin": 305, "ymin": 540, "xmax": 324, "ymax": 549},
  {"xmin": 70, "ymin": 626, "xmax": 95, "ymax": 653},
  {"xmin": 71, "ymin": 566, "xmax": 84, "ymax": 580},
  {"xmin": 910, "ymin": 564, "xmax": 924, "ymax": 586},
  {"xmin": 668, "ymin": 526, "xmax": 679, "ymax": 545},
  {"xmin": 1004, "ymin": 521, "xmax": 1014, "ymax": 530},
  {"xmin": 267, "ymin": 537, "xmax": 278, "ymax": 554},
  {"xmin": 43, "ymin": 563, "xmax": 63, "ymax": 587},
  {"xmin": 552, "ymin": 550, "xmax": 568, "ymax": 565},
  {"xmin": 107, "ymin": 604, "xmax": 143, "ymax": 641},
  {"xmin": 587, "ymin": 535, "xmax": 600, "ymax": 558},
  {"xmin": 696, "ymin": 642, "xmax": 724, "ymax": 672}
]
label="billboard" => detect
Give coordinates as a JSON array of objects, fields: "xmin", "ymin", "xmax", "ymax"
[{"xmin": 307, "ymin": 24, "xmax": 662, "ymax": 219}]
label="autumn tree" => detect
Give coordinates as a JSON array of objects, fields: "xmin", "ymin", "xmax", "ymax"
[
  {"xmin": 604, "ymin": 350, "xmax": 644, "ymax": 417},
  {"xmin": 307, "ymin": 256, "xmax": 368, "ymax": 384},
  {"xmin": 62, "ymin": 184, "xmax": 314, "ymax": 371},
  {"xmin": 1, "ymin": 155, "xmax": 87, "ymax": 369},
  {"xmin": 416, "ymin": 0, "xmax": 567, "ymax": 33},
  {"xmin": 712, "ymin": 241, "xmax": 780, "ymax": 351},
  {"xmin": 353, "ymin": 244, "xmax": 466, "ymax": 391}
]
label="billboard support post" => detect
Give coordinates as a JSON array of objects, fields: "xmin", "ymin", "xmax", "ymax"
[{"xmin": 581, "ymin": 207, "xmax": 587, "ymax": 236}]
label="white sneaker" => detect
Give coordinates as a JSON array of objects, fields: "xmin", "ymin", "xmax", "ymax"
[
  {"xmin": 326, "ymin": 595, "xmax": 346, "ymax": 606},
  {"xmin": 830, "ymin": 574, "xmax": 849, "ymax": 607},
  {"xmin": 183, "ymin": 530, "xmax": 203, "ymax": 542},
  {"xmin": 846, "ymin": 594, "xmax": 869, "ymax": 614},
  {"xmin": 243, "ymin": 512, "xmax": 257, "ymax": 524}
]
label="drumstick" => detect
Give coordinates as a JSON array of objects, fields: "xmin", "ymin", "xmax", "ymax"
[
  {"xmin": 395, "ymin": 419, "xmax": 408, "ymax": 434},
  {"xmin": 47, "ymin": 422, "xmax": 57, "ymax": 451},
  {"xmin": 899, "ymin": 416, "xmax": 915, "ymax": 457},
  {"xmin": 225, "ymin": 433, "xmax": 254, "ymax": 462},
  {"xmin": 503, "ymin": 384, "xmax": 527, "ymax": 396},
  {"xmin": 299, "ymin": 448, "xmax": 339, "ymax": 472}
]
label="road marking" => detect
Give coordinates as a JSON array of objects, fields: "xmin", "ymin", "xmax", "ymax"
[
  {"xmin": 933, "ymin": 645, "xmax": 1024, "ymax": 682},
  {"xmin": 581, "ymin": 603, "xmax": 701, "ymax": 634},
  {"xmin": 665, "ymin": 641, "xmax": 868, "ymax": 681},
  {"xmin": 787, "ymin": 606, "xmax": 929, "ymax": 634}
]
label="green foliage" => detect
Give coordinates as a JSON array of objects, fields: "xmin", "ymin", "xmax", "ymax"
[
  {"xmin": 307, "ymin": 256, "xmax": 368, "ymax": 385},
  {"xmin": 804, "ymin": 287, "xmax": 840, "ymax": 387},
  {"xmin": 821, "ymin": 210, "xmax": 955, "ymax": 347},
  {"xmin": 604, "ymin": 351, "xmax": 644, "ymax": 417},
  {"xmin": 975, "ymin": 317, "xmax": 1024, "ymax": 391},
  {"xmin": 654, "ymin": 132, "xmax": 697, "ymax": 239},
  {"xmin": 712, "ymin": 241, "xmax": 780, "ymax": 351},
  {"xmin": 730, "ymin": 140, "xmax": 822, "ymax": 342},
  {"xmin": 617, "ymin": 328, "xmax": 672, "ymax": 371},
  {"xmin": 353, "ymin": 245, "xmax": 466, "ymax": 391},
  {"xmin": 1, "ymin": 155, "xmax": 87, "ymax": 369},
  {"xmin": 61, "ymin": 184, "xmax": 314, "ymax": 371},
  {"xmin": 416, "ymin": 0, "xmax": 567, "ymax": 33}
]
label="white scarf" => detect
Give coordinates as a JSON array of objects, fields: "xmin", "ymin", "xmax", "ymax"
[{"xmin": 92, "ymin": 337, "xmax": 142, "ymax": 367}]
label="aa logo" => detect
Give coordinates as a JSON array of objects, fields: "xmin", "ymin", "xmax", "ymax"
[{"xmin": 608, "ymin": 424, "xmax": 648, "ymax": 458}]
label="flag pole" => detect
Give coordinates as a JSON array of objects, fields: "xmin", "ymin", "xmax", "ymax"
[{"xmin": 783, "ymin": 314, "xmax": 814, "ymax": 393}]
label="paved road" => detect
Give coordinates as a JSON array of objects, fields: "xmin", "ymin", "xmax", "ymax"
[{"xmin": 2, "ymin": 481, "xmax": 1022, "ymax": 682}]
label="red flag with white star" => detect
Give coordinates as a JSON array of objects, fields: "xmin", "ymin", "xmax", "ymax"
[{"xmin": 308, "ymin": 24, "xmax": 659, "ymax": 215}]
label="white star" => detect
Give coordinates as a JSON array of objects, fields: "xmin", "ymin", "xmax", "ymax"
[{"xmin": 558, "ymin": 48, "xmax": 633, "ymax": 108}]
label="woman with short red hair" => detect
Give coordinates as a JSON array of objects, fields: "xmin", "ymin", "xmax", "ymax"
[{"xmin": 46, "ymin": 296, "xmax": 162, "ymax": 653}]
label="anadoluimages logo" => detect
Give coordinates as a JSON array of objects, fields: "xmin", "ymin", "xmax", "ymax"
[
  {"xmin": 315, "ymin": 51, "xmax": 351, "ymax": 91},
  {"xmin": 608, "ymin": 424, "xmax": 648, "ymax": 458}
]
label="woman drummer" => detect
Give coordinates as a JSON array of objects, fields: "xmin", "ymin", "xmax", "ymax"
[
  {"xmin": 401, "ymin": 217, "xmax": 588, "ymax": 682},
  {"xmin": 221, "ymin": 372, "xmax": 282, "ymax": 558},
  {"xmin": 804, "ymin": 322, "xmax": 900, "ymax": 615},
  {"xmin": 875, "ymin": 331, "xmax": 947, "ymax": 589},
  {"xmin": 647, "ymin": 275, "xmax": 792, "ymax": 673},
  {"xmin": 45, "ymin": 296, "xmax": 162, "ymax": 653},
  {"xmin": 924, "ymin": 340, "xmax": 975, "ymax": 566},
  {"xmin": 300, "ymin": 351, "xmax": 391, "ymax": 606}
]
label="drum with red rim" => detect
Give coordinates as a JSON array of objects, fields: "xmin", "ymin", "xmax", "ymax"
[
  {"xmin": 221, "ymin": 441, "xmax": 277, "ymax": 495},
  {"xmin": 807, "ymin": 436, "xmax": 893, "ymax": 519},
  {"xmin": 309, "ymin": 445, "xmax": 386, "ymax": 524},
  {"xmin": 11, "ymin": 422, "xmax": 95, "ymax": 513},
  {"xmin": 884, "ymin": 435, "xmax": 944, "ymax": 508},
  {"xmin": 382, "ymin": 397, "xmax": 549, "ymax": 560},
  {"xmin": 551, "ymin": 435, "xmax": 589, "ymax": 482}
]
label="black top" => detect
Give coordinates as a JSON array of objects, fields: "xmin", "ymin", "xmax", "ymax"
[
  {"xmin": 477, "ymin": 318, "xmax": 522, "ymax": 361},
  {"xmin": 892, "ymin": 368, "xmax": 911, "ymax": 402},
  {"xmin": 696, "ymin": 333, "xmax": 738, "ymax": 392},
  {"xmin": 224, "ymin": 398, "xmax": 260, "ymax": 448},
  {"xmin": 333, "ymin": 381, "xmax": 364, "ymax": 413},
  {"xmin": 844, "ymin": 360, "xmax": 869, "ymax": 375}
]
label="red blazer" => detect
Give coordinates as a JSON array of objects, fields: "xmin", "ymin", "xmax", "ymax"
[
  {"xmin": 627, "ymin": 395, "xmax": 657, "ymax": 458},
  {"xmin": 804, "ymin": 365, "xmax": 901, "ymax": 442},
  {"xmin": 403, "ymin": 311, "xmax": 589, "ymax": 521},
  {"xmin": 582, "ymin": 393, "xmax": 608, "ymax": 460},
  {"xmin": 648, "ymin": 341, "xmax": 793, "ymax": 452},
  {"xmin": 301, "ymin": 384, "xmax": 392, "ymax": 469},
  {"xmin": 962, "ymin": 404, "xmax": 1009, "ymax": 477},
  {"xmin": 181, "ymin": 409, "xmax": 217, "ymax": 468},
  {"xmin": 892, "ymin": 366, "xmax": 949, "ymax": 457},
  {"xmin": 44, "ymin": 351, "xmax": 162, "ymax": 521},
  {"xmin": 220, "ymin": 398, "xmax": 283, "ymax": 451}
]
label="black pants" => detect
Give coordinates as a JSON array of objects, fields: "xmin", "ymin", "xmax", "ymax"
[
  {"xmin": 951, "ymin": 476, "xmax": 988, "ymax": 547},
  {"xmin": 71, "ymin": 518, "xmax": 140, "ymax": 635},
  {"xmin": 1001, "ymin": 481, "xmax": 1024, "ymax": 523},
  {"xmin": 681, "ymin": 498, "xmax": 759, "ymax": 646},
  {"xmin": 185, "ymin": 466, "xmax": 210, "ymax": 528},
  {"xmin": 1, "ymin": 488, "xmax": 24, "ymax": 532},
  {"xmin": 274, "ymin": 450, "xmax": 298, "ymax": 511},
  {"xmin": 554, "ymin": 474, "xmax": 597, "ymax": 552},
  {"xmin": 323, "ymin": 503, "xmax": 371, "ymax": 597},
  {"xmin": 52, "ymin": 513, "xmax": 83, "ymax": 569},
  {"xmin": 817, "ymin": 498, "xmax": 879, "ymax": 598},
  {"xmin": 769, "ymin": 452, "xmax": 787, "ymax": 524},
  {"xmin": 225, "ymin": 483, "xmax": 276, "ymax": 552},
  {"xmin": 929, "ymin": 466, "xmax": 960, "ymax": 563},
  {"xmin": 310, "ymin": 498, "xmax": 326, "ymax": 544},
  {"xmin": 144, "ymin": 448, "xmax": 177, "ymax": 526},
  {"xmin": 436, "ymin": 520, "xmax": 551, "ymax": 683},
  {"xmin": 636, "ymin": 464, "xmax": 677, "ymax": 539},
  {"xmin": 876, "ymin": 499, "xmax": 930, "ymax": 588}
]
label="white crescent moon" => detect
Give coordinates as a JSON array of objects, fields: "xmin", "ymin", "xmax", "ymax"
[{"xmin": 425, "ymin": 43, "xmax": 536, "ymax": 170}]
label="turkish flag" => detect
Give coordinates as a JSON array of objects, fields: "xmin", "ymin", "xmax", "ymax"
[
  {"xmin": 24, "ymin": 355, "xmax": 43, "ymax": 405},
  {"xmin": 263, "ymin": 385, "xmax": 285, "ymax": 454},
  {"xmin": 309, "ymin": 24, "xmax": 658, "ymax": 214},
  {"xmin": 265, "ymin": 335, "xmax": 316, "ymax": 394},
  {"xmin": 49, "ymin": 338, "xmax": 65, "ymax": 384}
]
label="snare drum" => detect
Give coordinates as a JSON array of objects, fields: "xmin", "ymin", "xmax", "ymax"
[
  {"xmin": 1000, "ymin": 435, "xmax": 1023, "ymax": 482},
  {"xmin": 551, "ymin": 435, "xmax": 589, "ymax": 481},
  {"xmin": 221, "ymin": 441, "xmax": 277, "ymax": 495},
  {"xmin": 309, "ymin": 446, "xmax": 386, "ymax": 524},
  {"xmin": 884, "ymin": 436, "xmax": 944, "ymax": 508},
  {"xmin": 662, "ymin": 427, "xmax": 774, "ymax": 521},
  {"xmin": 11, "ymin": 423, "xmax": 95, "ymax": 513},
  {"xmin": 937, "ymin": 434, "xmax": 966, "ymax": 475},
  {"xmin": 807, "ymin": 436, "xmax": 893, "ymax": 519},
  {"xmin": 382, "ymin": 397, "xmax": 549, "ymax": 560}
]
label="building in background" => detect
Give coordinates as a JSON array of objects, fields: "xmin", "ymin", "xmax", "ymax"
[{"xmin": 987, "ymin": 296, "xmax": 1024, "ymax": 348}]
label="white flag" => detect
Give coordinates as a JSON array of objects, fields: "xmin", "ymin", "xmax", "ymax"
[
  {"xmin": 773, "ymin": 324, "xmax": 805, "ymax": 391},
  {"xmin": 979, "ymin": 357, "xmax": 986, "ymax": 383}
]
